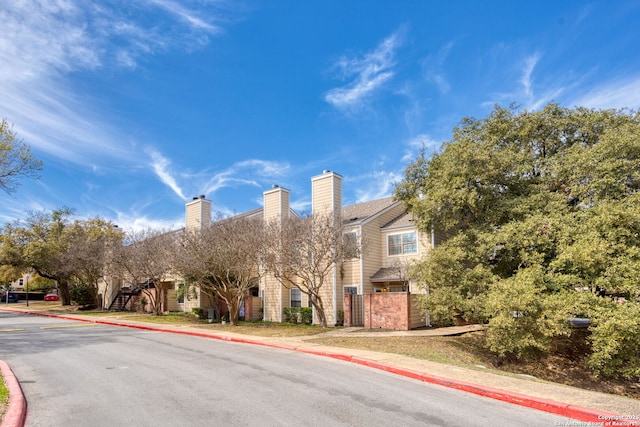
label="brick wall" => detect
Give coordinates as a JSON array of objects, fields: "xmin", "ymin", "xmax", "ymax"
[
  {"xmin": 364, "ymin": 292, "xmax": 411, "ymax": 331},
  {"xmin": 344, "ymin": 294, "xmax": 353, "ymax": 326}
]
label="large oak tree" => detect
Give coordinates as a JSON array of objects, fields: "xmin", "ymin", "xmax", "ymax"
[
  {"xmin": 396, "ymin": 104, "xmax": 640, "ymax": 378},
  {"xmin": 0, "ymin": 118, "xmax": 42, "ymax": 194}
]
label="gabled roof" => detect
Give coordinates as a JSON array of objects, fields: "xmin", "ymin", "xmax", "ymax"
[
  {"xmin": 381, "ymin": 211, "xmax": 415, "ymax": 231},
  {"xmin": 341, "ymin": 197, "xmax": 399, "ymax": 226},
  {"xmin": 370, "ymin": 266, "xmax": 407, "ymax": 282},
  {"xmin": 231, "ymin": 207, "xmax": 264, "ymax": 220}
]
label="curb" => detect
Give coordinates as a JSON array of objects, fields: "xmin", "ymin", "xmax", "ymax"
[
  {"xmin": 0, "ymin": 360, "xmax": 27, "ymax": 427},
  {"xmin": 0, "ymin": 308, "xmax": 621, "ymax": 423}
]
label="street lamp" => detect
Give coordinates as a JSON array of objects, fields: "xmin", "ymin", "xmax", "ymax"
[{"xmin": 25, "ymin": 274, "xmax": 30, "ymax": 307}]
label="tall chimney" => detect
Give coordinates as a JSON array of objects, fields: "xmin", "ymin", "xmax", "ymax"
[
  {"xmin": 185, "ymin": 196, "xmax": 212, "ymax": 231},
  {"xmin": 262, "ymin": 185, "xmax": 291, "ymax": 323},
  {"xmin": 311, "ymin": 170, "xmax": 342, "ymax": 222}
]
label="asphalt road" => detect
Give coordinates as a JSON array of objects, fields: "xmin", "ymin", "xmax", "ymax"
[{"xmin": 0, "ymin": 312, "xmax": 574, "ymax": 427}]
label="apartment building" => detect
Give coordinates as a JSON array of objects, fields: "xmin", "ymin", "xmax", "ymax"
[{"xmin": 102, "ymin": 170, "xmax": 438, "ymax": 328}]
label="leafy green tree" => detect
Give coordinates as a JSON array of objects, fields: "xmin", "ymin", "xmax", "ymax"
[
  {"xmin": 396, "ymin": 104, "xmax": 640, "ymax": 373},
  {"xmin": 0, "ymin": 118, "xmax": 42, "ymax": 193},
  {"xmin": 0, "ymin": 209, "xmax": 122, "ymax": 306}
]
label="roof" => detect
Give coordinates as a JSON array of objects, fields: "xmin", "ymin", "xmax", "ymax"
[
  {"xmin": 341, "ymin": 197, "xmax": 398, "ymax": 226},
  {"xmin": 381, "ymin": 211, "xmax": 415, "ymax": 231},
  {"xmin": 370, "ymin": 266, "xmax": 407, "ymax": 282}
]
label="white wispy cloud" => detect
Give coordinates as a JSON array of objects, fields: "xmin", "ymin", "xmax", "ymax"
[
  {"xmin": 572, "ymin": 77, "xmax": 640, "ymax": 110},
  {"xmin": 113, "ymin": 210, "xmax": 185, "ymax": 233},
  {"xmin": 352, "ymin": 170, "xmax": 403, "ymax": 203},
  {"xmin": 483, "ymin": 51, "xmax": 566, "ymax": 111},
  {"xmin": 325, "ymin": 28, "xmax": 405, "ymax": 110},
  {"xmin": 202, "ymin": 160, "xmax": 291, "ymax": 196},
  {"xmin": 149, "ymin": 150, "xmax": 187, "ymax": 200},
  {"xmin": 148, "ymin": 0, "xmax": 222, "ymax": 34},
  {"xmin": 0, "ymin": 1, "xmax": 226, "ymax": 167},
  {"xmin": 520, "ymin": 52, "xmax": 541, "ymax": 99},
  {"xmin": 421, "ymin": 41, "xmax": 455, "ymax": 94},
  {"xmin": 402, "ymin": 134, "xmax": 440, "ymax": 163}
]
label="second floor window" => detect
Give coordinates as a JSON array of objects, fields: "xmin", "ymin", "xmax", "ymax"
[
  {"xmin": 388, "ymin": 232, "xmax": 417, "ymax": 256},
  {"xmin": 342, "ymin": 231, "xmax": 359, "ymax": 259}
]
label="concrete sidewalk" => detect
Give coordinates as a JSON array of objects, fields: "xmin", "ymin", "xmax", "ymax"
[{"xmin": 2, "ymin": 308, "xmax": 640, "ymax": 426}]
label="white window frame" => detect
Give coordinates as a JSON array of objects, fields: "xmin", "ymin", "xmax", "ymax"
[
  {"xmin": 387, "ymin": 231, "xmax": 418, "ymax": 256},
  {"xmin": 343, "ymin": 285, "xmax": 358, "ymax": 295},
  {"xmin": 290, "ymin": 288, "xmax": 302, "ymax": 307}
]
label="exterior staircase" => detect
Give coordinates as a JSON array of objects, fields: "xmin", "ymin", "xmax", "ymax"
[{"xmin": 108, "ymin": 288, "xmax": 141, "ymax": 311}]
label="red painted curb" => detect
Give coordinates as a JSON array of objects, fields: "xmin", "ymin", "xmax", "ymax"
[
  {"xmin": 0, "ymin": 308, "xmax": 622, "ymax": 422},
  {"xmin": 0, "ymin": 360, "xmax": 27, "ymax": 427}
]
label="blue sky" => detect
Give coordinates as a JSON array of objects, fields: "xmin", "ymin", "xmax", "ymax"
[{"xmin": 1, "ymin": 1, "xmax": 639, "ymax": 231}]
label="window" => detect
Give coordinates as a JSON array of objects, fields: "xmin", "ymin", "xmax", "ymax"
[
  {"xmin": 290, "ymin": 288, "xmax": 302, "ymax": 307},
  {"xmin": 342, "ymin": 231, "xmax": 359, "ymax": 259},
  {"xmin": 344, "ymin": 286, "xmax": 358, "ymax": 295},
  {"xmin": 388, "ymin": 232, "xmax": 417, "ymax": 256}
]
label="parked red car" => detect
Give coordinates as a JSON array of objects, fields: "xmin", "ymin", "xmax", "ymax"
[{"xmin": 44, "ymin": 293, "xmax": 60, "ymax": 301}]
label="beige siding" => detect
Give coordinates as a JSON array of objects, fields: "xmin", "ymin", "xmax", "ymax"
[
  {"xmin": 185, "ymin": 197, "xmax": 212, "ymax": 231},
  {"xmin": 262, "ymin": 186, "xmax": 291, "ymax": 322},
  {"xmin": 183, "ymin": 288, "xmax": 201, "ymax": 313},
  {"xmin": 98, "ymin": 277, "xmax": 122, "ymax": 310},
  {"xmin": 263, "ymin": 275, "xmax": 282, "ymax": 322},
  {"xmin": 263, "ymin": 186, "xmax": 290, "ymax": 222},
  {"xmin": 251, "ymin": 297, "xmax": 263, "ymax": 320},
  {"xmin": 166, "ymin": 289, "xmax": 180, "ymax": 311},
  {"xmin": 311, "ymin": 171, "xmax": 342, "ymax": 217},
  {"xmin": 311, "ymin": 170, "xmax": 342, "ymax": 325},
  {"xmin": 381, "ymin": 228, "xmax": 431, "ymax": 268},
  {"xmin": 410, "ymin": 294, "xmax": 428, "ymax": 328},
  {"xmin": 339, "ymin": 258, "xmax": 361, "ymax": 287},
  {"xmin": 359, "ymin": 204, "xmax": 407, "ymax": 293}
]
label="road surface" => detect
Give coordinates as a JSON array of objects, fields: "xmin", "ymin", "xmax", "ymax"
[{"xmin": 0, "ymin": 311, "xmax": 574, "ymax": 426}]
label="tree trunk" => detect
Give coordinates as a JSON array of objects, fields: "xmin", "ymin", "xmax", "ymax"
[
  {"xmin": 311, "ymin": 295, "xmax": 327, "ymax": 328},
  {"xmin": 58, "ymin": 281, "xmax": 71, "ymax": 306}
]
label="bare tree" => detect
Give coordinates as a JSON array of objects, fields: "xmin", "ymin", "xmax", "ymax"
[
  {"xmin": 174, "ymin": 215, "xmax": 266, "ymax": 325},
  {"xmin": 264, "ymin": 211, "xmax": 361, "ymax": 328},
  {"xmin": 112, "ymin": 228, "xmax": 178, "ymax": 315}
]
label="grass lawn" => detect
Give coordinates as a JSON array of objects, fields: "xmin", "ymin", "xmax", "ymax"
[{"xmin": 0, "ymin": 372, "xmax": 8, "ymax": 423}]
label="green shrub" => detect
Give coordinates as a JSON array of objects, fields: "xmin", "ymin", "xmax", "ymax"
[
  {"xmin": 283, "ymin": 307, "xmax": 299, "ymax": 323},
  {"xmin": 588, "ymin": 302, "xmax": 640, "ymax": 379},
  {"xmin": 301, "ymin": 307, "xmax": 313, "ymax": 325},
  {"xmin": 483, "ymin": 267, "xmax": 571, "ymax": 360},
  {"xmin": 191, "ymin": 307, "xmax": 204, "ymax": 319},
  {"xmin": 70, "ymin": 285, "xmax": 95, "ymax": 308},
  {"xmin": 336, "ymin": 309, "xmax": 344, "ymax": 326}
]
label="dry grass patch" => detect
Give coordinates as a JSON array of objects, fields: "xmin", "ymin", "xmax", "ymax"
[
  {"xmin": 309, "ymin": 331, "xmax": 640, "ymax": 399},
  {"xmin": 193, "ymin": 321, "xmax": 326, "ymax": 337},
  {"xmin": 309, "ymin": 333, "xmax": 492, "ymax": 367}
]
